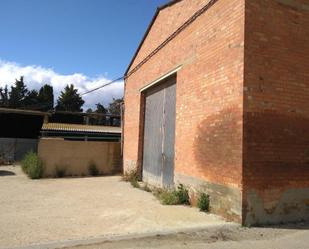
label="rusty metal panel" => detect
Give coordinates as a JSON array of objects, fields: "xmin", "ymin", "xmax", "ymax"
[{"xmin": 142, "ymin": 75, "xmax": 176, "ymax": 187}]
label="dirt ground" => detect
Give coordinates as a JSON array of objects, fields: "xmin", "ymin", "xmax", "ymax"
[
  {"xmin": 64, "ymin": 222, "xmax": 309, "ymax": 249},
  {"xmin": 1, "ymin": 165, "xmax": 308, "ymax": 249},
  {"xmin": 0, "ymin": 165, "xmax": 226, "ymax": 249}
]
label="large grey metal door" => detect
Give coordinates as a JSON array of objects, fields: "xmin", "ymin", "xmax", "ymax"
[{"xmin": 142, "ymin": 76, "xmax": 176, "ymax": 187}]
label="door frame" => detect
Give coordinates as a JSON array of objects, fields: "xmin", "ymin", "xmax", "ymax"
[
  {"xmin": 139, "ymin": 65, "xmax": 182, "ymax": 93},
  {"xmin": 137, "ymin": 67, "xmax": 180, "ymax": 184}
]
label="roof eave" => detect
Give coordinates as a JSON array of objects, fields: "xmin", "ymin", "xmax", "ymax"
[
  {"xmin": 0, "ymin": 107, "xmax": 51, "ymax": 116},
  {"xmin": 41, "ymin": 129, "xmax": 121, "ymax": 135}
]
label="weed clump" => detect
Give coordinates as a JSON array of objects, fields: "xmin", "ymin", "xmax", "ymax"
[
  {"xmin": 88, "ymin": 161, "xmax": 100, "ymax": 176},
  {"xmin": 122, "ymin": 169, "xmax": 138, "ymax": 182},
  {"xmin": 155, "ymin": 184, "xmax": 190, "ymax": 205},
  {"xmin": 197, "ymin": 192, "xmax": 210, "ymax": 212},
  {"xmin": 155, "ymin": 189, "xmax": 179, "ymax": 205},
  {"xmin": 131, "ymin": 179, "xmax": 140, "ymax": 188},
  {"xmin": 175, "ymin": 184, "xmax": 190, "ymax": 205},
  {"xmin": 122, "ymin": 169, "xmax": 140, "ymax": 187},
  {"xmin": 21, "ymin": 152, "xmax": 44, "ymax": 179}
]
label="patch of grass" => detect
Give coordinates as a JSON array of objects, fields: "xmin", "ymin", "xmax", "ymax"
[
  {"xmin": 122, "ymin": 173, "xmax": 190, "ymax": 206},
  {"xmin": 157, "ymin": 189, "xmax": 180, "ymax": 205},
  {"xmin": 55, "ymin": 165, "xmax": 66, "ymax": 178},
  {"xmin": 197, "ymin": 192, "xmax": 210, "ymax": 212},
  {"xmin": 88, "ymin": 161, "xmax": 99, "ymax": 176},
  {"xmin": 21, "ymin": 152, "xmax": 44, "ymax": 179},
  {"xmin": 155, "ymin": 184, "xmax": 190, "ymax": 205}
]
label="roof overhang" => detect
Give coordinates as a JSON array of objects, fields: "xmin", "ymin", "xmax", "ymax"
[{"xmin": 0, "ymin": 107, "xmax": 51, "ymax": 116}]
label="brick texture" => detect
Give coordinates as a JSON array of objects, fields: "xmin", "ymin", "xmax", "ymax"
[
  {"xmin": 243, "ymin": 0, "xmax": 309, "ymax": 224},
  {"xmin": 123, "ymin": 0, "xmax": 308, "ymax": 224},
  {"xmin": 124, "ymin": 0, "xmax": 245, "ymax": 221}
]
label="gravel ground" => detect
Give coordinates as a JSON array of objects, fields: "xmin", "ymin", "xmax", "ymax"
[{"xmin": 0, "ymin": 165, "xmax": 226, "ymax": 249}]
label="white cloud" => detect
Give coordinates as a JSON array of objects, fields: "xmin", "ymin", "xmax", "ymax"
[{"xmin": 0, "ymin": 59, "xmax": 124, "ymax": 110}]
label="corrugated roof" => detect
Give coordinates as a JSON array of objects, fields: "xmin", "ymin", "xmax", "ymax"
[{"xmin": 42, "ymin": 123, "xmax": 121, "ymax": 134}]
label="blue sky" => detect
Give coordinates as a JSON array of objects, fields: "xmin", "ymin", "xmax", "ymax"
[{"xmin": 0, "ymin": 0, "xmax": 168, "ymax": 108}]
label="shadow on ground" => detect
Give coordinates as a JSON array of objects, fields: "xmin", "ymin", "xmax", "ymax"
[
  {"xmin": 261, "ymin": 220, "xmax": 309, "ymax": 230},
  {"xmin": 0, "ymin": 170, "xmax": 15, "ymax": 176}
]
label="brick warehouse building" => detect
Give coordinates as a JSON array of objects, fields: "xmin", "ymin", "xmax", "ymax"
[{"xmin": 123, "ymin": 0, "xmax": 309, "ymax": 225}]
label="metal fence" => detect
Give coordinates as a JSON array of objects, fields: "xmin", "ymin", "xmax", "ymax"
[{"xmin": 0, "ymin": 138, "xmax": 38, "ymax": 163}]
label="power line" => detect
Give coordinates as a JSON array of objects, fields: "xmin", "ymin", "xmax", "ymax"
[
  {"xmin": 76, "ymin": 0, "xmax": 219, "ymax": 94},
  {"xmin": 19, "ymin": 76, "xmax": 125, "ymax": 109},
  {"xmin": 126, "ymin": 0, "xmax": 218, "ymax": 78},
  {"xmin": 1, "ymin": 0, "xmax": 215, "ymax": 101},
  {"xmin": 80, "ymin": 76, "xmax": 124, "ymax": 96},
  {"xmin": 0, "ymin": 76, "xmax": 125, "ymax": 111}
]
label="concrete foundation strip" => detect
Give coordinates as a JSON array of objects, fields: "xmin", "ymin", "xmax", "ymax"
[{"xmin": 5, "ymin": 223, "xmax": 238, "ymax": 249}]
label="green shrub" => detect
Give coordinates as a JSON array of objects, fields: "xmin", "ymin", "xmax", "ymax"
[
  {"xmin": 157, "ymin": 190, "xmax": 179, "ymax": 205},
  {"xmin": 155, "ymin": 184, "xmax": 190, "ymax": 205},
  {"xmin": 88, "ymin": 161, "xmax": 99, "ymax": 176},
  {"xmin": 21, "ymin": 152, "xmax": 44, "ymax": 179},
  {"xmin": 197, "ymin": 192, "xmax": 210, "ymax": 212},
  {"xmin": 55, "ymin": 166, "xmax": 66, "ymax": 178},
  {"xmin": 175, "ymin": 184, "xmax": 190, "ymax": 205},
  {"xmin": 21, "ymin": 156, "xmax": 29, "ymax": 173}
]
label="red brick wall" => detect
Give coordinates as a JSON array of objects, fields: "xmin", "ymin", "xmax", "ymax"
[
  {"xmin": 124, "ymin": 0, "xmax": 245, "ymax": 215},
  {"xmin": 130, "ymin": 0, "xmax": 209, "ymax": 70},
  {"xmin": 124, "ymin": 0, "xmax": 309, "ymax": 224},
  {"xmin": 243, "ymin": 0, "xmax": 309, "ymax": 224}
]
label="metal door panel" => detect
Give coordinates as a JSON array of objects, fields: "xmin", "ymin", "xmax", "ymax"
[
  {"xmin": 143, "ymin": 86, "xmax": 164, "ymax": 186},
  {"xmin": 162, "ymin": 82, "xmax": 176, "ymax": 187},
  {"xmin": 142, "ymin": 76, "xmax": 176, "ymax": 187}
]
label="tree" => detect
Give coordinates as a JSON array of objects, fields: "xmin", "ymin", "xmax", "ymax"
[
  {"xmin": 108, "ymin": 97, "xmax": 123, "ymax": 115},
  {"xmin": 24, "ymin": 90, "xmax": 39, "ymax": 108},
  {"xmin": 9, "ymin": 76, "xmax": 28, "ymax": 108},
  {"xmin": 0, "ymin": 85, "xmax": 9, "ymax": 107},
  {"xmin": 93, "ymin": 103, "xmax": 108, "ymax": 125},
  {"xmin": 95, "ymin": 103, "xmax": 107, "ymax": 114},
  {"xmin": 38, "ymin": 84, "xmax": 54, "ymax": 111},
  {"xmin": 86, "ymin": 108, "xmax": 93, "ymax": 113},
  {"xmin": 1, "ymin": 77, "xmax": 54, "ymax": 111},
  {"xmin": 56, "ymin": 84, "xmax": 84, "ymax": 112}
]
